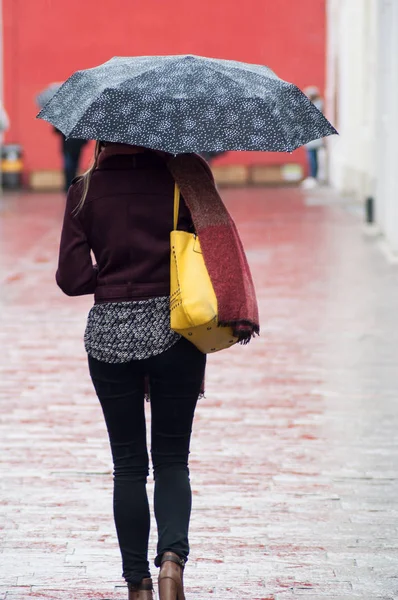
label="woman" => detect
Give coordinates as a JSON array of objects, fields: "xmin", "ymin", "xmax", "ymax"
[{"xmin": 56, "ymin": 141, "xmax": 259, "ymax": 599}]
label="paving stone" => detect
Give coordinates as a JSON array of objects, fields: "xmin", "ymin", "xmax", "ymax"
[{"xmin": 1, "ymin": 189, "xmax": 398, "ymax": 599}]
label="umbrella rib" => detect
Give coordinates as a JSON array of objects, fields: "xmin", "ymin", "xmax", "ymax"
[
  {"xmin": 203, "ymin": 61, "xmax": 292, "ymax": 150},
  {"xmin": 204, "ymin": 66, "xmax": 291, "ymax": 152},
  {"xmin": 64, "ymin": 62, "xmax": 171, "ymax": 138},
  {"xmin": 203, "ymin": 60, "xmax": 280, "ymax": 98}
]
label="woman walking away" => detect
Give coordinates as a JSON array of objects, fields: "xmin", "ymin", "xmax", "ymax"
[{"xmin": 56, "ymin": 142, "xmax": 259, "ymax": 599}]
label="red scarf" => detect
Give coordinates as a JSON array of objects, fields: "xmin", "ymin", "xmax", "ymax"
[{"xmin": 166, "ymin": 153, "xmax": 259, "ymax": 342}]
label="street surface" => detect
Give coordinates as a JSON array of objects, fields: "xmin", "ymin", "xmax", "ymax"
[{"xmin": 1, "ymin": 187, "xmax": 398, "ymax": 599}]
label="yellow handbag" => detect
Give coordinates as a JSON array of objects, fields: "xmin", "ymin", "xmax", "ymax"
[{"xmin": 170, "ymin": 184, "xmax": 238, "ymax": 353}]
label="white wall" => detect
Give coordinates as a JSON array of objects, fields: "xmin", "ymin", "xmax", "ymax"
[
  {"xmin": 326, "ymin": 0, "xmax": 378, "ymax": 199},
  {"xmin": 376, "ymin": 0, "xmax": 398, "ymax": 253},
  {"xmin": 327, "ymin": 0, "xmax": 398, "ymax": 255}
]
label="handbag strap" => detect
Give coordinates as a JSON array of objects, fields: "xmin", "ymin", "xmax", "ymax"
[{"xmin": 173, "ymin": 183, "xmax": 180, "ymax": 230}]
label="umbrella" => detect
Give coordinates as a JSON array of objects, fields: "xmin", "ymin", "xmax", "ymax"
[
  {"xmin": 37, "ymin": 55, "xmax": 337, "ymax": 154},
  {"xmin": 36, "ymin": 82, "xmax": 63, "ymax": 109}
]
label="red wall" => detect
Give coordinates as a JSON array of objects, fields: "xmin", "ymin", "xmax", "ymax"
[{"xmin": 3, "ymin": 0, "xmax": 326, "ymax": 176}]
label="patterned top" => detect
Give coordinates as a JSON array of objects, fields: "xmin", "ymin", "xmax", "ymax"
[{"xmin": 84, "ymin": 296, "xmax": 181, "ymax": 363}]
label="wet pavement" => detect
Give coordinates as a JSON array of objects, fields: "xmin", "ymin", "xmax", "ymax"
[{"xmin": 1, "ymin": 187, "xmax": 398, "ymax": 600}]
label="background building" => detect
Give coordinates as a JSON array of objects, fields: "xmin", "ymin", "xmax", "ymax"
[
  {"xmin": 2, "ymin": 0, "xmax": 326, "ymax": 187},
  {"xmin": 326, "ymin": 0, "xmax": 398, "ymax": 256}
]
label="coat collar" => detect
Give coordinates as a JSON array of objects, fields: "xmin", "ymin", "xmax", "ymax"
[{"xmin": 97, "ymin": 143, "xmax": 145, "ymax": 166}]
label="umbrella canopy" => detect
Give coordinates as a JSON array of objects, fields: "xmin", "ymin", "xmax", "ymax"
[
  {"xmin": 37, "ymin": 55, "xmax": 337, "ymax": 154},
  {"xmin": 36, "ymin": 82, "xmax": 62, "ymax": 109}
]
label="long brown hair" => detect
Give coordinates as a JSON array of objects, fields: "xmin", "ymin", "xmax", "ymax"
[{"xmin": 74, "ymin": 140, "xmax": 103, "ymax": 214}]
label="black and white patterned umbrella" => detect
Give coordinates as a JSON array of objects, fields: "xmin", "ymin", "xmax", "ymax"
[{"xmin": 37, "ymin": 55, "xmax": 337, "ymax": 154}]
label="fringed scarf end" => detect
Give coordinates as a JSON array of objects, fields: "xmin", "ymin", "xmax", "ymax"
[{"xmin": 218, "ymin": 320, "xmax": 260, "ymax": 344}]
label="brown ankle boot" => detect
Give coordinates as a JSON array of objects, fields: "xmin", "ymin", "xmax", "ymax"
[
  {"xmin": 128, "ymin": 577, "xmax": 153, "ymax": 600},
  {"xmin": 158, "ymin": 552, "xmax": 186, "ymax": 600}
]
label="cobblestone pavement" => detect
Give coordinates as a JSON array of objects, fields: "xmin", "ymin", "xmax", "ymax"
[{"xmin": 1, "ymin": 187, "xmax": 398, "ymax": 600}]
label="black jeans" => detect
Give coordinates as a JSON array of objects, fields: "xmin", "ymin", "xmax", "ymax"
[{"xmin": 88, "ymin": 338, "xmax": 206, "ymax": 585}]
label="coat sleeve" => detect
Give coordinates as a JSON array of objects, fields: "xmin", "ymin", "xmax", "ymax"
[{"xmin": 55, "ymin": 186, "xmax": 98, "ymax": 296}]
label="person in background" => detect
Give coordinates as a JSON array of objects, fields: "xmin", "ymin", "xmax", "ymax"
[
  {"xmin": 0, "ymin": 102, "xmax": 10, "ymax": 133},
  {"xmin": 0, "ymin": 102, "xmax": 10, "ymax": 192},
  {"xmin": 302, "ymin": 86, "xmax": 324, "ymax": 189},
  {"xmin": 53, "ymin": 127, "xmax": 88, "ymax": 191},
  {"xmin": 36, "ymin": 85, "xmax": 88, "ymax": 192}
]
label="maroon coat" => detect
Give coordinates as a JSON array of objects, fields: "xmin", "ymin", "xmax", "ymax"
[{"xmin": 56, "ymin": 151, "xmax": 193, "ymax": 302}]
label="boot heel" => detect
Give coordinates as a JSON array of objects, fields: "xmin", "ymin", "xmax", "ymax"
[
  {"xmin": 158, "ymin": 576, "xmax": 178, "ymax": 600},
  {"xmin": 128, "ymin": 577, "xmax": 153, "ymax": 600},
  {"xmin": 158, "ymin": 552, "xmax": 186, "ymax": 600}
]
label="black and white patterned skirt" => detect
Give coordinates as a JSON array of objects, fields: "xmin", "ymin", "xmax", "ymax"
[{"xmin": 84, "ymin": 296, "xmax": 181, "ymax": 363}]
